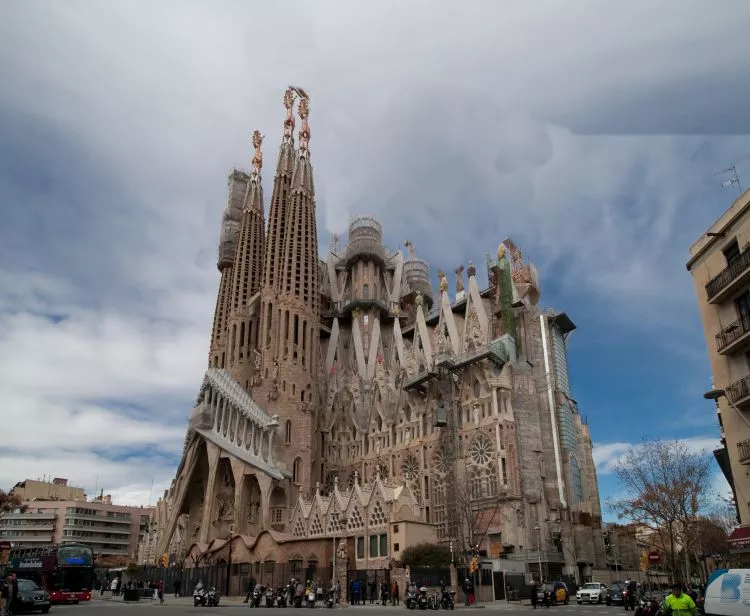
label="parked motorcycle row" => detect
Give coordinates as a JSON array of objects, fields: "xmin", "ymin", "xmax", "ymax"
[
  {"xmin": 246, "ymin": 582, "xmax": 337, "ymax": 609},
  {"xmin": 404, "ymin": 587, "xmax": 456, "ymax": 610},
  {"xmin": 193, "ymin": 583, "xmax": 221, "ymax": 607}
]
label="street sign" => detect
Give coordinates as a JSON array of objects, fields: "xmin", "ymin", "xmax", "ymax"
[{"xmin": 648, "ymin": 550, "xmax": 661, "ymax": 563}]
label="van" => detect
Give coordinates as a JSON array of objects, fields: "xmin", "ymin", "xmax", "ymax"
[{"xmin": 704, "ymin": 569, "xmax": 750, "ymax": 616}]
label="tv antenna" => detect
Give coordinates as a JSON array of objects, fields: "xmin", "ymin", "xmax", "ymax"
[{"xmin": 716, "ymin": 165, "xmax": 742, "ymax": 197}]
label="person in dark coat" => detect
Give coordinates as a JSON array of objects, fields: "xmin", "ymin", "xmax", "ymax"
[{"xmin": 530, "ymin": 582, "xmax": 538, "ymax": 609}]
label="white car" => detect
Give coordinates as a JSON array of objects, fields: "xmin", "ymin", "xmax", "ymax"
[{"xmin": 576, "ymin": 583, "xmax": 608, "ymax": 604}]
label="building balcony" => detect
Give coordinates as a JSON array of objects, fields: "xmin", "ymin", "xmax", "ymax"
[
  {"xmin": 738, "ymin": 439, "xmax": 750, "ymax": 465},
  {"xmin": 706, "ymin": 250, "xmax": 750, "ymax": 304},
  {"xmin": 3, "ymin": 523, "xmax": 56, "ymax": 532},
  {"xmin": 715, "ymin": 317, "xmax": 750, "ymax": 354},
  {"xmin": 63, "ymin": 523, "xmax": 131, "ymax": 535},
  {"xmin": 64, "ymin": 513, "xmax": 131, "ymax": 525},
  {"xmin": 726, "ymin": 375, "xmax": 750, "ymax": 409},
  {"xmin": 2, "ymin": 512, "xmax": 56, "ymax": 520}
]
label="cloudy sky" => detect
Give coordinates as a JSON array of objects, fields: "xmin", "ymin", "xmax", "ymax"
[{"xmin": 1, "ymin": 0, "xmax": 749, "ymax": 513}]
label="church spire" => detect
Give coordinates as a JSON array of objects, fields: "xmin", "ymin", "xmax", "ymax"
[
  {"xmin": 257, "ymin": 87, "xmax": 320, "ymax": 494},
  {"xmin": 224, "ymin": 130, "xmax": 266, "ymax": 388}
]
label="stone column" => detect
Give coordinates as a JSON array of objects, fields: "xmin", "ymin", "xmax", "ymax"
[
  {"xmin": 199, "ymin": 442, "xmax": 221, "ymax": 544},
  {"xmin": 267, "ymin": 426, "xmax": 275, "ymax": 464},
  {"xmin": 334, "ymin": 537, "xmax": 349, "ymax": 603},
  {"xmin": 492, "ymin": 386, "xmax": 499, "ymax": 416}
]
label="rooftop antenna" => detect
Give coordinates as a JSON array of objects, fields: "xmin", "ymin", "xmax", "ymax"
[{"xmin": 716, "ymin": 165, "xmax": 742, "ymax": 197}]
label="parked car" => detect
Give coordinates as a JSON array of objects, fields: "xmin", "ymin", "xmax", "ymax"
[
  {"xmin": 606, "ymin": 582, "xmax": 625, "ymax": 605},
  {"xmin": 15, "ymin": 578, "xmax": 51, "ymax": 614},
  {"xmin": 576, "ymin": 582, "xmax": 608, "ymax": 604}
]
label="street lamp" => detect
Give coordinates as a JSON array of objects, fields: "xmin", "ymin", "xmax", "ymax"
[
  {"xmin": 226, "ymin": 524, "xmax": 235, "ymax": 597},
  {"xmin": 704, "ymin": 388, "xmax": 750, "ymax": 429},
  {"xmin": 534, "ymin": 525, "xmax": 542, "ymax": 583}
]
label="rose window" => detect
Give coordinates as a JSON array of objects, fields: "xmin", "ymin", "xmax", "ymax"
[
  {"xmin": 401, "ymin": 455, "xmax": 420, "ymax": 480},
  {"xmin": 433, "ymin": 449, "xmax": 451, "ymax": 475},
  {"xmin": 470, "ymin": 434, "xmax": 494, "ymax": 466}
]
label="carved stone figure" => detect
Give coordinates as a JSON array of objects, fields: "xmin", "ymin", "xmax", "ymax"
[
  {"xmin": 251, "ymin": 130, "xmax": 264, "ymax": 175},
  {"xmin": 272, "ymin": 358, "xmax": 279, "ymax": 382},
  {"xmin": 455, "ymin": 265, "xmax": 465, "ymax": 293}
]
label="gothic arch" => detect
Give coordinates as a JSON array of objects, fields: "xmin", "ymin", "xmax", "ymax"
[{"xmin": 239, "ymin": 474, "xmax": 262, "ymax": 534}]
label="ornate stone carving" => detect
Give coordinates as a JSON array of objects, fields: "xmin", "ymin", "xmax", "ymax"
[{"xmin": 455, "ymin": 265, "xmax": 465, "ymax": 293}]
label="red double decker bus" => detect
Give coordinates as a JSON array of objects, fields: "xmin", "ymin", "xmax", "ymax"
[{"xmin": 6, "ymin": 543, "xmax": 94, "ymax": 603}]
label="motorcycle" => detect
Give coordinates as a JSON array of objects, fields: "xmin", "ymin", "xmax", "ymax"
[
  {"xmin": 404, "ymin": 587, "xmax": 418, "ymax": 610},
  {"xmin": 440, "ymin": 589, "xmax": 456, "ymax": 610},
  {"xmin": 251, "ymin": 585, "xmax": 264, "ymax": 608},
  {"xmin": 194, "ymin": 586, "xmax": 220, "ymax": 607},
  {"xmin": 266, "ymin": 587, "xmax": 275, "ymax": 607},
  {"xmin": 417, "ymin": 587, "xmax": 429, "ymax": 610},
  {"xmin": 428, "ymin": 593, "xmax": 440, "ymax": 610},
  {"xmin": 325, "ymin": 589, "xmax": 336, "ymax": 608},
  {"xmin": 276, "ymin": 587, "xmax": 288, "ymax": 607}
]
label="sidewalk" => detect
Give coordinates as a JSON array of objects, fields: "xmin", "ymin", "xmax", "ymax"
[{"xmin": 93, "ymin": 594, "xmax": 529, "ymax": 610}]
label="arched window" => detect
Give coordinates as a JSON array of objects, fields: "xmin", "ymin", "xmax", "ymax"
[
  {"xmin": 285, "ymin": 419, "xmax": 292, "ymax": 445},
  {"xmin": 363, "ymin": 283, "xmax": 369, "ymax": 299},
  {"xmin": 292, "ymin": 458, "xmax": 302, "ymax": 484},
  {"xmin": 473, "ymin": 379, "xmax": 481, "ymax": 398}
]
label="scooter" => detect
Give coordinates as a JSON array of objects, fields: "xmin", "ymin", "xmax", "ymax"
[
  {"xmin": 440, "ymin": 589, "xmax": 456, "ymax": 610},
  {"xmin": 404, "ymin": 587, "xmax": 418, "ymax": 610},
  {"xmin": 205, "ymin": 587, "xmax": 220, "ymax": 607},
  {"xmin": 325, "ymin": 589, "xmax": 336, "ymax": 608},
  {"xmin": 251, "ymin": 585, "xmax": 264, "ymax": 608},
  {"xmin": 417, "ymin": 587, "xmax": 429, "ymax": 610}
]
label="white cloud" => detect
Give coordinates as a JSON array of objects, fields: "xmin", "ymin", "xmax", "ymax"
[
  {"xmin": 1, "ymin": 0, "xmax": 749, "ymax": 505},
  {"xmin": 593, "ymin": 437, "xmax": 722, "ymax": 475}
]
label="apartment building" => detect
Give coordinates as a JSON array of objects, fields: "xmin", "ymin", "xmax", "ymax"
[
  {"xmin": 687, "ymin": 187, "xmax": 750, "ymax": 557},
  {"xmin": 0, "ymin": 491, "xmax": 153, "ymax": 558},
  {"xmin": 10, "ymin": 478, "xmax": 85, "ymax": 502}
]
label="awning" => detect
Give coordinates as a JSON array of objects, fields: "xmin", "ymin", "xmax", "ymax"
[{"xmin": 727, "ymin": 526, "xmax": 750, "ymax": 551}]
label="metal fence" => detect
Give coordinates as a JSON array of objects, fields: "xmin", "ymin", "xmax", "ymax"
[
  {"xmin": 104, "ymin": 563, "xmax": 333, "ymax": 597},
  {"xmin": 346, "ymin": 569, "xmax": 391, "ymax": 603}
]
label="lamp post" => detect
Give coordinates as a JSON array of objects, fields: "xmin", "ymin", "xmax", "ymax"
[
  {"xmin": 704, "ymin": 388, "xmax": 750, "ymax": 429},
  {"xmin": 226, "ymin": 524, "xmax": 234, "ymax": 597},
  {"xmin": 534, "ymin": 525, "xmax": 542, "ymax": 583}
]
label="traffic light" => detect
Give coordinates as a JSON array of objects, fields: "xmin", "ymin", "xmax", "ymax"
[
  {"xmin": 469, "ymin": 557, "xmax": 479, "ymax": 574},
  {"xmin": 160, "ymin": 553, "xmax": 169, "ymax": 568}
]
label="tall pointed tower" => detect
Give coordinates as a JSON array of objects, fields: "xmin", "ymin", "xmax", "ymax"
[
  {"xmin": 208, "ymin": 169, "xmax": 251, "ymax": 368},
  {"xmin": 258, "ymin": 88, "xmax": 320, "ymax": 493},
  {"xmin": 224, "ymin": 130, "xmax": 266, "ymax": 390}
]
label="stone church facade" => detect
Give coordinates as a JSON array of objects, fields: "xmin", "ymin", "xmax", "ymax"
[{"xmin": 144, "ymin": 87, "xmax": 607, "ymax": 582}]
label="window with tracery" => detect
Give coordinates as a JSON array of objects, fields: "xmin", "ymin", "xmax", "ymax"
[
  {"xmin": 473, "ymin": 379, "xmax": 481, "ymax": 398},
  {"xmin": 285, "ymin": 419, "xmax": 292, "ymax": 445},
  {"xmin": 468, "ymin": 434, "xmax": 498, "ymax": 499},
  {"xmin": 401, "ymin": 455, "xmax": 420, "ymax": 480},
  {"xmin": 292, "ymin": 458, "xmax": 301, "ymax": 484}
]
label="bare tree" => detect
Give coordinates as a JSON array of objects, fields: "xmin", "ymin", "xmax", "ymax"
[
  {"xmin": 452, "ymin": 479, "xmax": 506, "ymax": 563},
  {"xmin": 0, "ymin": 489, "xmax": 25, "ymax": 513},
  {"xmin": 609, "ymin": 439, "xmax": 713, "ymax": 583}
]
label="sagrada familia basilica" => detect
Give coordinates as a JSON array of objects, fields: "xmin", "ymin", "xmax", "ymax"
[{"xmin": 142, "ymin": 87, "xmax": 607, "ymax": 584}]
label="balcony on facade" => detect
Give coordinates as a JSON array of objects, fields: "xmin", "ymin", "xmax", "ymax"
[
  {"xmin": 716, "ymin": 316, "xmax": 750, "ymax": 355},
  {"xmin": 706, "ymin": 249, "xmax": 750, "ymax": 304},
  {"xmin": 726, "ymin": 375, "xmax": 750, "ymax": 410},
  {"xmin": 738, "ymin": 439, "xmax": 750, "ymax": 465}
]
